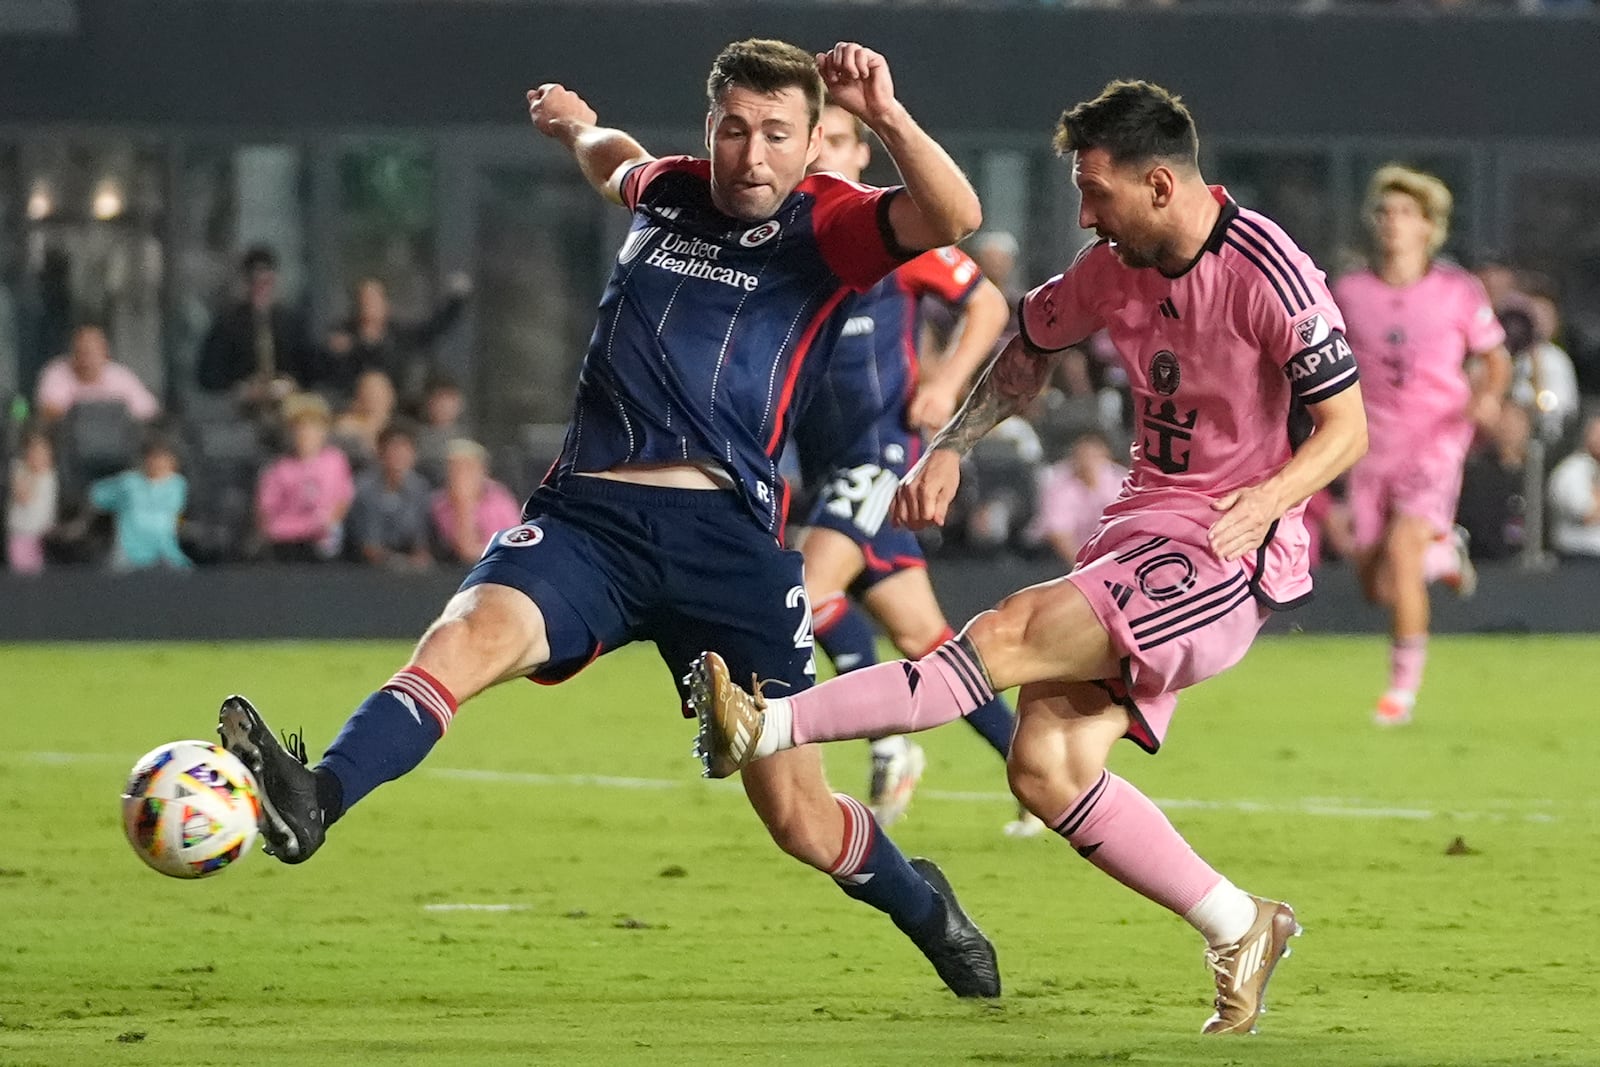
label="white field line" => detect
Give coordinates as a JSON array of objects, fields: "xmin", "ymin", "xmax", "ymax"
[
  {"xmin": 25, "ymin": 751, "xmax": 1565, "ymax": 825},
  {"xmin": 422, "ymin": 903, "xmax": 530, "ymax": 913}
]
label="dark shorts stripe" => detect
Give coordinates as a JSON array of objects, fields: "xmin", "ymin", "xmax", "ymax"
[
  {"xmin": 1139, "ymin": 586, "xmax": 1255, "ymax": 651},
  {"xmin": 1130, "ymin": 571, "xmax": 1247, "ymax": 634},
  {"xmin": 1114, "ymin": 535, "xmax": 1171, "ymax": 564}
]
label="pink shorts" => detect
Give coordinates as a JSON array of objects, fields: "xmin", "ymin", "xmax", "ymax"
[
  {"xmin": 6, "ymin": 534, "xmax": 44, "ymax": 574},
  {"xmin": 1068, "ymin": 528, "xmax": 1270, "ymax": 753},
  {"xmin": 1348, "ymin": 437, "xmax": 1470, "ymax": 550}
]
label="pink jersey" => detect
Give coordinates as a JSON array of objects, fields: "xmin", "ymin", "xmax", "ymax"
[
  {"xmin": 1019, "ymin": 188, "xmax": 1354, "ymax": 606},
  {"xmin": 1333, "ymin": 264, "xmax": 1502, "ymax": 460}
]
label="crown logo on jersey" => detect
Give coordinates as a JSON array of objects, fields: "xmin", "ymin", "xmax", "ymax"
[
  {"xmin": 1150, "ymin": 350, "xmax": 1181, "ymax": 396},
  {"xmin": 740, "ymin": 220, "xmax": 781, "ymax": 248}
]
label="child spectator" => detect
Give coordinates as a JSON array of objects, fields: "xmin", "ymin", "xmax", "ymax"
[
  {"xmin": 257, "ymin": 393, "xmax": 354, "ymax": 562},
  {"xmin": 431, "ymin": 438, "xmax": 520, "ymax": 565},
  {"xmin": 349, "ymin": 423, "xmax": 434, "ymax": 569},
  {"xmin": 88, "ymin": 434, "xmax": 192, "ymax": 571},
  {"xmin": 6, "ymin": 427, "xmax": 58, "ymax": 574}
]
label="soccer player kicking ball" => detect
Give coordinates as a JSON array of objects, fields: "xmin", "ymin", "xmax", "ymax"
[
  {"xmin": 691, "ymin": 80, "xmax": 1368, "ymax": 1035},
  {"xmin": 1334, "ymin": 166, "xmax": 1510, "ymax": 727},
  {"xmin": 219, "ymin": 39, "xmax": 1001, "ymax": 999},
  {"xmin": 793, "ymin": 100, "xmax": 1018, "ymax": 829}
]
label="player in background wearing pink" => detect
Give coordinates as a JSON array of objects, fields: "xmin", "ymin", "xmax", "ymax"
[
  {"xmin": 1333, "ymin": 167, "xmax": 1509, "ymax": 727},
  {"xmin": 690, "ymin": 81, "xmax": 1368, "ymax": 1035}
]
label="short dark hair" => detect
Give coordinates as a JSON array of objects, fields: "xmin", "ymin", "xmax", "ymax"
[
  {"xmin": 706, "ymin": 38, "xmax": 825, "ymax": 129},
  {"xmin": 1053, "ymin": 80, "xmax": 1199, "ymax": 169},
  {"xmin": 379, "ymin": 422, "xmax": 417, "ymax": 450},
  {"xmin": 242, "ymin": 244, "xmax": 278, "ymax": 274}
]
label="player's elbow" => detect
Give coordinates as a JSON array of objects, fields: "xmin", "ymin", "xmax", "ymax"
[{"xmin": 948, "ymin": 195, "xmax": 983, "ymax": 245}]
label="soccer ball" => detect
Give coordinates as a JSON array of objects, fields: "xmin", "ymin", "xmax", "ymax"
[{"xmin": 121, "ymin": 740, "xmax": 261, "ymax": 879}]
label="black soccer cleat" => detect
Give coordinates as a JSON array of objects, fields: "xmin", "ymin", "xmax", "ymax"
[
  {"xmin": 905, "ymin": 857, "xmax": 1002, "ymax": 998},
  {"xmin": 217, "ymin": 695, "xmax": 326, "ymax": 864}
]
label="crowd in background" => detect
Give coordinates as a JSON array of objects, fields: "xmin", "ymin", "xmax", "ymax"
[
  {"xmin": 2, "ymin": 245, "xmax": 521, "ymax": 575},
  {"xmin": 5, "ymin": 223, "xmax": 1600, "ymax": 578}
]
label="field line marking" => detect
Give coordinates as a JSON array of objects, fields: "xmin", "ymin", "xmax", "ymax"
[{"xmin": 16, "ymin": 751, "xmax": 1567, "ymax": 825}]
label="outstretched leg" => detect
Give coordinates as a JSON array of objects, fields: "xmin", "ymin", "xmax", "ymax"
[{"xmin": 219, "ymin": 583, "xmax": 551, "ymax": 862}]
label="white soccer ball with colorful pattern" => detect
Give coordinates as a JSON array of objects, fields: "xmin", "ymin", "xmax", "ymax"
[{"xmin": 121, "ymin": 741, "xmax": 260, "ymax": 879}]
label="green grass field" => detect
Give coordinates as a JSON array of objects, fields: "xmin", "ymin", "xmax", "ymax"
[{"xmin": 2, "ymin": 636, "xmax": 1597, "ymax": 1066}]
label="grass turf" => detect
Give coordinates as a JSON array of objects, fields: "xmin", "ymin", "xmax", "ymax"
[{"xmin": 1, "ymin": 636, "xmax": 1596, "ymax": 1066}]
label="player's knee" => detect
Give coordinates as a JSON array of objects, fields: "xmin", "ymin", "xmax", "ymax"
[
  {"xmin": 757, "ymin": 802, "xmax": 835, "ymax": 869},
  {"xmin": 889, "ymin": 619, "xmax": 951, "ymax": 659}
]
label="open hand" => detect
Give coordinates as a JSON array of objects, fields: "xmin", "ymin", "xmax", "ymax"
[{"xmin": 1208, "ymin": 483, "xmax": 1283, "ymax": 562}]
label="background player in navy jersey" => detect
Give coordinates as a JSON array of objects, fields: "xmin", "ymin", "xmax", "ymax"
[
  {"xmin": 793, "ymin": 101, "xmax": 1021, "ymax": 830},
  {"xmin": 215, "ymin": 38, "xmax": 1000, "ymax": 998}
]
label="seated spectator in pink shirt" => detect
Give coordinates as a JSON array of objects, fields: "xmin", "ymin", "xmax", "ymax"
[
  {"xmin": 34, "ymin": 325, "xmax": 160, "ymax": 425},
  {"xmin": 256, "ymin": 393, "xmax": 354, "ymax": 562},
  {"xmin": 431, "ymin": 438, "xmax": 520, "ymax": 565},
  {"xmin": 1025, "ymin": 430, "xmax": 1128, "ymax": 564}
]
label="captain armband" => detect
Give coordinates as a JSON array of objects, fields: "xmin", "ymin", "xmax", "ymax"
[{"xmin": 1285, "ymin": 329, "xmax": 1359, "ymax": 404}]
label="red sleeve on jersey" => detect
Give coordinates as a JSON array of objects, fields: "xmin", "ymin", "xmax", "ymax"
[
  {"xmin": 805, "ymin": 173, "xmax": 915, "ymax": 292},
  {"xmin": 620, "ymin": 155, "xmax": 703, "ymax": 210},
  {"xmin": 897, "ymin": 247, "xmax": 984, "ymax": 306},
  {"xmin": 1018, "ymin": 242, "xmax": 1107, "ymax": 353}
]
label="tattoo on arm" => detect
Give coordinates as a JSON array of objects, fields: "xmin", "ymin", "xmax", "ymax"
[{"xmin": 926, "ymin": 336, "xmax": 1057, "ymax": 456}]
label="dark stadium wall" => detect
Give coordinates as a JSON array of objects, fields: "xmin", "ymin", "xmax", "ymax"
[
  {"xmin": 0, "ymin": 563, "xmax": 1593, "ymax": 640},
  {"xmin": 0, "ymin": 1, "xmax": 1598, "ymax": 138}
]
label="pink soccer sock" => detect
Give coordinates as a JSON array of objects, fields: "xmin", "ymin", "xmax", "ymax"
[
  {"xmin": 1389, "ymin": 636, "xmax": 1428, "ymax": 695},
  {"xmin": 789, "ymin": 639, "xmax": 994, "ymax": 746},
  {"xmin": 1052, "ymin": 771, "xmax": 1223, "ymax": 917}
]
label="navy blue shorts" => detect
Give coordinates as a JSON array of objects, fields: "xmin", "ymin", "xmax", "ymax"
[
  {"xmin": 460, "ymin": 477, "xmax": 816, "ymax": 707},
  {"xmin": 803, "ymin": 459, "xmax": 926, "ymax": 593}
]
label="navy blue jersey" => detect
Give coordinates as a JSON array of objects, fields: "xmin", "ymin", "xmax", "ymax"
[
  {"xmin": 545, "ymin": 155, "xmax": 910, "ymax": 535},
  {"xmin": 793, "ymin": 246, "xmax": 984, "ymax": 489}
]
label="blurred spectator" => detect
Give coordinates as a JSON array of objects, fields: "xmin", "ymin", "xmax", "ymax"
[
  {"xmin": 87, "ymin": 434, "xmax": 192, "ymax": 572},
  {"xmin": 256, "ymin": 393, "xmax": 354, "ymax": 562},
  {"xmin": 414, "ymin": 374, "xmax": 469, "ymax": 485},
  {"xmin": 431, "ymin": 438, "xmax": 520, "ymax": 565},
  {"xmin": 6, "ymin": 427, "xmax": 58, "ymax": 575},
  {"xmin": 1547, "ymin": 414, "xmax": 1600, "ymax": 560},
  {"xmin": 1024, "ymin": 430, "xmax": 1127, "ymax": 563},
  {"xmin": 1502, "ymin": 307, "xmax": 1579, "ymax": 442},
  {"xmin": 349, "ymin": 423, "xmax": 434, "ymax": 570},
  {"xmin": 967, "ymin": 230, "xmax": 1023, "ymax": 340},
  {"xmin": 960, "ymin": 416, "xmax": 1042, "ymax": 555},
  {"xmin": 33, "ymin": 325, "xmax": 160, "ymax": 425},
  {"xmin": 318, "ymin": 273, "xmax": 472, "ymax": 400},
  {"xmin": 333, "ymin": 369, "xmax": 398, "ymax": 469},
  {"xmin": 1458, "ymin": 403, "xmax": 1531, "ymax": 561},
  {"xmin": 197, "ymin": 246, "xmax": 316, "ymax": 404}
]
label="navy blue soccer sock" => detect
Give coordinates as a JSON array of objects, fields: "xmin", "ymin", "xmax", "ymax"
[
  {"xmin": 316, "ymin": 667, "xmax": 457, "ymax": 823},
  {"xmin": 964, "ymin": 696, "xmax": 1015, "ymax": 758},
  {"xmin": 830, "ymin": 793, "xmax": 939, "ymax": 935},
  {"xmin": 813, "ymin": 594, "xmax": 880, "ymax": 674}
]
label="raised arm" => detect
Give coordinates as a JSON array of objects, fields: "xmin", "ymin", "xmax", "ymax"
[
  {"xmin": 893, "ymin": 333, "xmax": 1060, "ymax": 529},
  {"xmin": 817, "ymin": 43, "xmax": 981, "ymax": 251},
  {"xmin": 527, "ymin": 84, "xmax": 653, "ymax": 206},
  {"xmin": 909, "ymin": 276, "xmax": 1012, "ymax": 432}
]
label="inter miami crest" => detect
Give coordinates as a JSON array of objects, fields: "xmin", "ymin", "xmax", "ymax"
[{"xmin": 1150, "ymin": 350, "xmax": 1181, "ymax": 396}]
